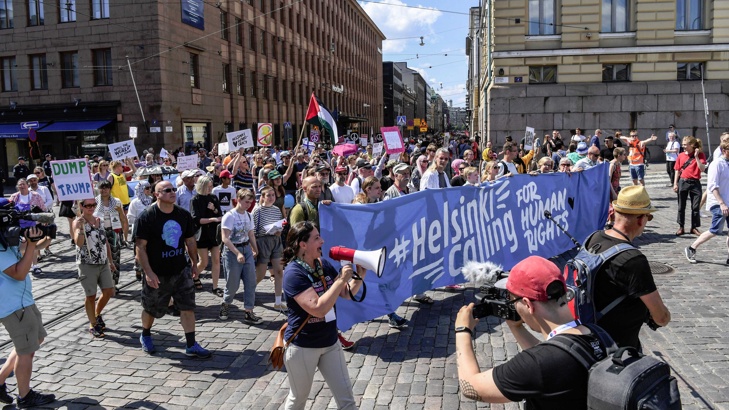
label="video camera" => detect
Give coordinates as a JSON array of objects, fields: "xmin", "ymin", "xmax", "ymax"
[
  {"xmin": 0, "ymin": 199, "xmax": 56, "ymax": 248},
  {"xmin": 462, "ymin": 261, "xmax": 521, "ymax": 322}
]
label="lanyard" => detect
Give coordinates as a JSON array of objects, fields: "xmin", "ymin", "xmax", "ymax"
[{"xmin": 547, "ymin": 320, "xmax": 581, "ymax": 340}]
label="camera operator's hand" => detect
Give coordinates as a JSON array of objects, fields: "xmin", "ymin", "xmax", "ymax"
[
  {"xmin": 25, "ymin": 226, "xmax": 44, "ymax": 243},
  {"xmin": 456, "ymin": 303, "xmax": 479, "ymax": 332}
]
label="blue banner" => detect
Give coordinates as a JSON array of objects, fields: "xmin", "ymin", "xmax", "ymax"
[
  {"xmin": 319, "ymin": 164, "xmax": 610, "ymax": 331},
  {"xmin": 181, "ymin": 0, "xmax": 204, "ymax": 30}
]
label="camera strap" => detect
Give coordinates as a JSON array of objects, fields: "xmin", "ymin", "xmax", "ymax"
[{"xmin": 547, "ymin": 319, "xmax": 581, "ymax": 340}]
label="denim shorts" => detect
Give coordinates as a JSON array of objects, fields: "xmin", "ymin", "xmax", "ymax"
[
  {"xmin": 629, "ymin": 164, "xmax": 645, "ymax": 180},
  {"xmin": 709, "ymin": 205, "xmax": 729, "ymax": 235}
]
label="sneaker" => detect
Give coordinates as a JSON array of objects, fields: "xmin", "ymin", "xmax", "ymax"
[
  {"xmin": 88, "ymin": 324, "xmax": 105, "ymax": 338},
  {"xmin": 32, "ymin": 266, "xmax": 42, "ymax": 275},
  {"xmin": 219, "ymin": 303, "xmax": 230, "ymax": 320},
  {"xmin": 96, "ymin": 314, "xmax": 106, "ymax": 330},
  {"xmin": 338, "ymin": 333, "xmax": 355, "ymax": 350},
  {"xmin": 273, "ymin": 302, "xmax": 288, "ymax": 311},
  {"xmin": 244, "ymin": 310, "xmax": 263, "ymax": 325},
  {"xmin": 185, "ymin": 342, "xmax": 212, "ymax": 359},
  {"xmin": 388, "ymin": 314, "xmax": 408, "ymax": 329},
  {"xmin": 0, "ymin": 383, "xmax": 13, "ymax": 404},
  {"xmin": 44, "ymin": 248, "xmax": 53, "ymax": 256},
  {"xmin": 684, "ymin": 246, "xmax": 697, "ymax": 264},
  {"xmin": 16, "ymin": 389, "xmax": 56, "ymax": 409},
  {"xmin": 140, "ymin": 334, "xmax": 156, "ymax": 354}
]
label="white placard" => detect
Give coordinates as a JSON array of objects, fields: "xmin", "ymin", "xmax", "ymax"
[
  {"xmin": 108, "ymin": 140, "xmax": 139, "ymax": 161},
  {"xmin": 360, "ymin": 137, "xmax": 368, "ymax": 146},
  {"xmin": 524, "ymin": 126, "xmax": 535, "ymax": 151},
  {"xmin": 373, "ymin": 142, "xmax": 384, "ymax": 156},
  {"xmin": 227, "ymin": 129, "xmax": 253, "ymax": 151},
  {"xmin": 380, "ymin": 126, "xmax": 404, "ymax": 154},
  {"xmin": 217, "ymin": 142, "xmax": 230, "ymax": 155},
  {"xmin": 129, "ymin": 126, "xmax": 138, "ymax": 139},
  {"xmin": 176, "ymin": 155, "xmax": 198, "ymax": 171},
  {"xmin": 159, "ymin": 148, "xmax": 169, "ymax": 158},
  {"xmin": 50, "ymin": 159, "xmax": 95, "ymax": 201}
]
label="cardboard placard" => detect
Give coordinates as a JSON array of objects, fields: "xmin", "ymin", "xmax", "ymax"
[
  {"xmin": 524, "ymin": 126, "xmax": 535, "ymax": 151},
  {"xmin": 257, "ymin": 123, "xmax": 273, "ymax": 146},
  {"xmin": 176, "ymin": 155, "xmax": 198, "ymax": 171},
  {"xmin": 51, "ymin": 159, "xmax": 94, "ymax": 201},
  {"xmin": 373, "ymin": 142, "xmax": 384, "ymax": 156},
  {"xmin": 227, "ymin": 129, "xmax": 254, "ymax": 151},
  {"xmin": 159, "ymin": 147, "xmax": 170, "ymax": 158},
  {"xmin": 380, "ymin": 126, "xmax": 405, "ymax": 154},
  {"xmin": 108, "ymin": 140, "xmax": 139, "ymax": 161}
]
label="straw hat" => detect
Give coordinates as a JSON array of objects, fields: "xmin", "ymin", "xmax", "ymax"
[{"xmin": 611, "ymin": 186, "xmax": 657, "ymax": 215}]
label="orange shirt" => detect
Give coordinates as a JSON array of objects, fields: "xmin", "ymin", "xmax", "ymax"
[{"xmin": 628, "ymin": 139, "xmax": 644, "ymax": 166}]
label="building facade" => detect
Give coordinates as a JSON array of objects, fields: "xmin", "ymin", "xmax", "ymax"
[
  {"xmin": 479, "ymin": 0, "xmax": 729, "ymax": 155},
  {"xmin": 0, "ymin": 0, "xmax": 384, "ymax": 180}
]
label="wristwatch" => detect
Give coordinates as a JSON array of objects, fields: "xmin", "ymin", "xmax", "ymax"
[{"xmin": 455, "ymin": 326, "xmax": 473, "ymax": 337}]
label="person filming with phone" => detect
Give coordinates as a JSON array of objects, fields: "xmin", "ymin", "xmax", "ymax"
[{"xmin": 454, "ymin": 256, "xmax": 611, "ymax": 407}]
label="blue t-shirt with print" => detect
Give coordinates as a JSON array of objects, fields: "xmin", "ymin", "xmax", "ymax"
[
  {"xmin": 0, "ymin": 246, "xmax": 35, "ymax": 319},
  {"xmin": 283, "ymin": 259, "xmax": 339, "ymax": 348}
]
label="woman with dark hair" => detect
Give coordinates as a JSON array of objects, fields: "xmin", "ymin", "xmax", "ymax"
[{"xmin": 281, "ymin": 222, "xmax": 366, "ymax": 410}]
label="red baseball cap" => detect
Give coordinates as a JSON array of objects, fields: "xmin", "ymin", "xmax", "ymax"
[
  {"xmin": 495, "ymin": 256, "xmax": 566, "ymax": 301},
  {"xmin": 334, "ymin": 166, "xmax": 348, "ymax": 173},
  {"xmin": 219, "ymin": 170, "xmax": 232, "ymax": 179}
]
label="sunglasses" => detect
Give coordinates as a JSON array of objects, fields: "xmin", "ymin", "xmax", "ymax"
[
  {"xmin": 159, "ymin": 187, "xmax": 177, "ymax": 194},
  {"xmin": 458, "ymin": 167, "xmax": 466, "ymax": 171},
  {"xmin": 34, "ymin": 171, "xmax": 41, "ymax": 174},
  {"xmin": 144, "ymin": 186, "xmax": 151, "ymax": 190},
  {"xmin": 82, "ymin": 202, "xmax": 97, "ymax": 209}
]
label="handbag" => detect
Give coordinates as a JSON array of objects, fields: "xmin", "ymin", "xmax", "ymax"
[{"xmin": 268, "ymin": 316, "xmax": 310, "ymax": 370}]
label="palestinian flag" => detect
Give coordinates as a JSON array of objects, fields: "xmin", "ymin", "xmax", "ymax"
[{"xmin": 305, "ymin": 93, "xmax": 338, "ymax": 145}]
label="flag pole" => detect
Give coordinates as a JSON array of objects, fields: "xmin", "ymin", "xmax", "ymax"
[{"xmin": 294, "ymin": 90, "xmax": 317, "ymax": 152}]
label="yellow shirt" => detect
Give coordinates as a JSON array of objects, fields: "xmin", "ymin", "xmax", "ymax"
[{"xmin": 110, "ymin": 173, "xmax": 131, "ymax": 205}]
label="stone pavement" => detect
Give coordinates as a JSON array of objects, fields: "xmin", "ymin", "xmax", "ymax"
[{"xmin": 0, "ymin": 165, "xmax": 727, "ymax": 410}]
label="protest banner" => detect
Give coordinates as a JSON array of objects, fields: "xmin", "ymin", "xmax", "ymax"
[
  {"xmin": 176, "ymin": 154, "xmax": 198, "ymax": 171},
  {"xmin": 217, "ymin": 141, "xmax": 230, "ymax": 155},
  {"xmin": 380, "ymin": 126, "xmax": 405, "ymax": 154},
  {"xmin": 159, "ymin": 148, "xmax": 169, "ymax": 158},
  {"xmin": 319, "ymin": 164, "xmax": 610, "ymax": 331},
  {"xmin": 51, "ymin": 159, "xmax": 94, "ymax": 201},
  {"xmin": 108, "ymin": 140, "xmax": 138, "ymax": 161},
  {"xmin": 373, "ymin": 142, "xmax": 384, "ymax": 156},
  {"xmin": 524, "ymin": 126, "xmax": 535, "ymax": 150},
  {"xmin": 257, "ymin": 123, "xmax": 273, "ymax": 146},
  {"xmin": 227, "ymin": 129, "xmax": 253, "ymax": 151}
]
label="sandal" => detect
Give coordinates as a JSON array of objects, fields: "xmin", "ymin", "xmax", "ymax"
[
  {"xmin": 213, "ymin": 288, "xmax": 224, "ymax": 297},
  {"xmin": 193, "ymin": 278, "xmax": 203, "ymax": 290},
  {"xmin": 414, "ymin": 296, "xmax": 434, "ymax": 304}
]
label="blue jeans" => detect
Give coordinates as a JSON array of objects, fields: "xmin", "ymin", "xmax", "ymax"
[{"xmin": 222, "ymin": 244, "xmax": 256, "ymax": 309}]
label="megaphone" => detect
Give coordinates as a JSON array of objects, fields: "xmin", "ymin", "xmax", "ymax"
[{"xmin": 329, "ymin": 246, "xmax": 387, "ymax": 278}]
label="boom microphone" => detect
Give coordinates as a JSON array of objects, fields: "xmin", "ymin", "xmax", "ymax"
[
  {"xmin": 543, "ymin": 210, "xmax": 581, "ymax": 248},
  {"xmin": 23, "ymin": 213, "xmax": 57, "ymax": 225},
  {"xmin": 461, "ymin": 261, "xmax": 506, "ymax": 286}
]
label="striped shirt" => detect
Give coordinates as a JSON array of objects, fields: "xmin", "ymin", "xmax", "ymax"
[
  {"xmin": 233, "ymin": 171, "xmax": 254, "ymax": 192},
  {"xmin": 251, "ymin": 204, "xmax": 284, "ymax": 237}
]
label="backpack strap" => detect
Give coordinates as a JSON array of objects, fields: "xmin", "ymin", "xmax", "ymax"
[
  {"xmin": 546, "ymin": 336, "xmax": 596, "ymax": 370},
  {"xmin": 590, "ymin": 242, "xmax": 636, "ymax": 320},
  {"xmin": 582, "ymin": 323, "xmax": 618, "ymax": 354}
]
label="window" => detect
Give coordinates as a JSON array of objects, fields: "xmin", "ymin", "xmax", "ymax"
[
  {"xmin": 220, "ymin": 11, "xmax": 228, "ymax": 40},
  {"xmin": 234, "ymin": 17, "xmax": 242, "ymax": 45},
  {"xmin": 271, "ymin": 37, "xmax": 277, "ymax": 60},
  {"xmin": 259, "ymin": 29, "xmax": 266, "ymax": 55},
  {"xmin": 602, "ymin": 64, "xmax": 630, "ymax": 82},
  {"xmin": 237, "ymin": 68, "xmax": 245, "ymax": 95},
  {"xmin": 28, "ymin": 0, "xmax": 44, "ymax": 26},
  {"xmin": 529, "ymin": 66, "xmax": 557, "ymax": 83},
  {"xmin": 0, "ymin": 0, "xmax": 14, "ymax": 28},
  {"xmin": 272, "ymin": 78, "xmax": 278, "ymax": 101},
  {"xmin": 59, "ymin": 0, "xmax": 75, "ymax": 22},
  {"xmin": 92, "ymin": 48, "xmax": 112, "ymax": 86},
  {"xmin": 250, "ymin": 72, "xmax": 257, "ymax": 97},
  {"xmin": 222, "ymin": 63, "xmax": 231, "ymax": 93},
  {"xmin": 248, "ymin": 24, "xmax": 256, "ymax": 50},
  {"xmin": 1, "ymin": 57, "xmax": 17, "ymax": 91},
  {"xmin": 280, "ymin": 40, "xmax": 285, "ymax": 62},
  {"xmin": 260, "ymin": 75, "xmax": 267, "ymax": 99},
  {"xmin": 61, "ymin": 51, "xmax": 79, "ymax": 88},
  {"xmin": 676, "ymin": 0, "xmax": 702, "ymax": 30},
  {"xmin": 30, "ymin": 54, "xmax": 48, "ymax": 90},
  {"xmin": 677, "ymin": 62, "xmax": 702, "ymax": 80},
  {"xmin": 601, "ymin": 0, "xmax": 628, "ymax": 32},
  {"xmin": 91, "ymin": 0, "xmax": 109, "ymax": 19},
  {"xmin": 189, "ymin": 53, "xmax": 199, "ymax": 88},
  {"xmin": 528, "ymin": 0, "xmax": 555, "ymax": 35}
]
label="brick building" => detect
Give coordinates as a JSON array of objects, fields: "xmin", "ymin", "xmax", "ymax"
[
  {"xmin": 474, "ymin": 0, "xmax": 729, "ymax": 155},
  {"xmin": 0, "ymin": 0, "xmax": 384, "ymax": 181}
]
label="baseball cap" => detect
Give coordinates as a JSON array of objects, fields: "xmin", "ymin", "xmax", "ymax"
[
  {"xmin": 334, "ymin": 166, "xmax": 348, "ymax": 173},
  {"xmin": 219, "ymin": 170, "xmax": 232, "ymax": 179},
  {"xmin": 181, "ymin": 169, "xmax": 198, "ymax": 178},
  {"xmin": 495, "ymin": 256, "xmax": 567, "ymax": 302},
  {"xmin": 26, "ymin": 174, "xmax": 38, "ymax": 180},
  {"xmin": 18, "ymin": 156, "xmax": 26, "ymax": 161},
  {"xmin": 316, "ymin": 164, "xmax": 330, "ymax": 173},
  {"xmin": 268, "ymin": 169, "xmax": 282, "ymax": 180},
  {"xmin": 576, "ymin": 142, "xmax": 588, "ymax": 155},
  {"xmin": 356, "ymin": 159, "xmax": 372, "ymax": 169},
  {"xmin": 393, "ymin": 163, "xmax": 410, "ymax": 174},
  {"xmin": 280, "ymin": 150, "xmax": 291, "ymax": 158}
]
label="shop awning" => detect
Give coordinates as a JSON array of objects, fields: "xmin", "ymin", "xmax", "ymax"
[
  {"xmin": 0, "ymin": 123, "xmax": 48, "ymax": 138},
  {"xmin": 39, "ymin": 120, "xmax": 112, "ymax": 132}
]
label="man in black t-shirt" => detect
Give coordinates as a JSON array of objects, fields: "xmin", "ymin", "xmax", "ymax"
[
  {"xmin": 599, "ymin": 136, "xmax": 615, "ymax": 162},
  {"xmin": 134, "ymin": 180, "xmax": 212, "ymax": 359},
  {"xmin": 277, "ymin": 151, "xmax": 297, "ymax": 195},
  {"xmin": 455, "ymin": 256, "xmax": 609, "ymax": 408},
  {"xmin": 585, "ymin": 185, "xmax": 671, "ymax": 349}
]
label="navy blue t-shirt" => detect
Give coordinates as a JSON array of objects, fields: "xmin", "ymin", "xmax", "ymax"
[{"xmin": 283, "ymin": 259, "xmax": 339, "ymax": 348}]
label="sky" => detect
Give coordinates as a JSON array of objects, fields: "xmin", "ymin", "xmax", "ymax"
[{"xmin": 359, "ymin": 0, "xmax": 472, "ymax": 109}]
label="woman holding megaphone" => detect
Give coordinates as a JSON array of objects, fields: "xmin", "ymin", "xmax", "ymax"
[{"xmin": 281, "ymin": 221, "xmax": 366, "ymax": 410}]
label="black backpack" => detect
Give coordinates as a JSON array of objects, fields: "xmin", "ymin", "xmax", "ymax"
[{"xmin": 548, "ymin": 324, "xmax": 682, "ymax": 409}]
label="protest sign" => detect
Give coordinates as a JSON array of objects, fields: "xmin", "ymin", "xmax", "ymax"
[
  {"xmin": 380, "ymin": 126, "xmax": 405, "ymax": 154},
  {"xmin": 159, "ymin": 148, "xmax": 169, "ymax": 158},
  {"xmin": 360, "ymin": 136, "xmax": 368, "ymax": 147},
  {"xmin": 302, "ymin": 138, "xmax": 314, "ymax": 153},
  {"xmin": 227, "ymin": 129, "xmax": 253, "ymax": 151},
  {"xmin": 108, "ymin": 140, "xmax": 138, "ymax": 161},
  {"xmin": 129, "ymin": 126, "xmax": 138, "ymax": 139},
  {"xmin": 176, "ymin": 154, "xmax": 198, "ymax": 171},
  {"xmin": 51, "ymin": 159, "xmax": 94, "ymax": 201},
  {"xmin": 217, "ymin": 141, "xmax": 230, "ymax": 155},
  {"xmin": 320, "ymin": 164, "xmax": 610, "ymax": 331},
  {"xmin": 524, "ymin": 126, "xmax": 535, "ymax": 150},
  {"xmin": 309, "ymin": 129, "xmax": 320, "ymax": 143},
  {"xmin": 373, "ymin": 142, "xmax": 384, "ymax": 156},
  {"xmin": 257, "ymin": 123, "xmax": 273, "ymax": 146}
]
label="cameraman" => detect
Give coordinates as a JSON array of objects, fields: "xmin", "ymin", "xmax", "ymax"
[
  {"xmin": 0, "ymin": 227, "xmax": 56, "ymax": 408},
  {"xmin": 455, "ymin": 256, "xmax": 610, "ymax": 407}
]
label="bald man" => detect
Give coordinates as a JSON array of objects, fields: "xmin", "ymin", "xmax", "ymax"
[{"xmin": 289, "ymin": 176, "xmax": 331, "ymax": 229}]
